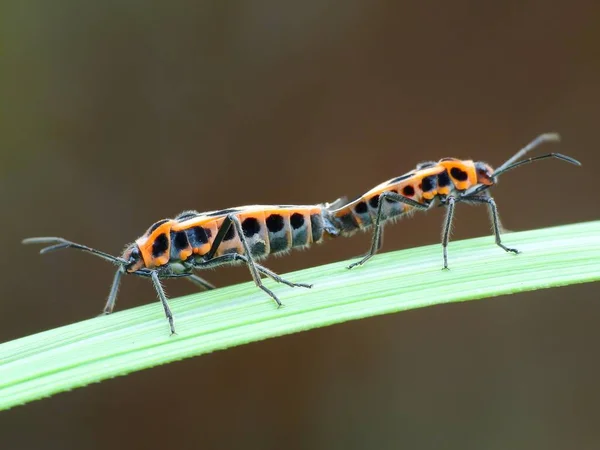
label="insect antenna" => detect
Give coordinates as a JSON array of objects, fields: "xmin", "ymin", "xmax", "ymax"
[
  {"xmin": 493, "ymin": 152, "xmax": 581, "ymax": 177},
  {"xmin": 492, "ymin": 133, "xmax": 581, "ymax": 177},
  {"xmin": 22, "ymin": 237, "xmax": 127, "ymax": 266}
]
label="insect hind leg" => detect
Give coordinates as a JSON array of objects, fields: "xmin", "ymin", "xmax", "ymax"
[
  {"xmin": 348, "ymin": 191, "xmax": 429, "ymax": 269},
  {"xmin": 186, "ymin": 274, "xmax": 216, "ymax": 290},
  {"xmin": 200, "ymin": 214, "xmax": 310, "ymax": 307},
  {"xmin": 253, "ymin": 263, "xmax": 312, "ymax": 289}
]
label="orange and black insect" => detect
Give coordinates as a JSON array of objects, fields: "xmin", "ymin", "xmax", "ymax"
[
  {"xmin": 329, "ymin": 133, "xmax": 581, "ymax": 269},
  {"xmin": 23, "ymin": 202, "xmax": 344, "ymax": 334}
]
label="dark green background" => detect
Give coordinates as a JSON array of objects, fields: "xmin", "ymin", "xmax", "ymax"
[{"xmin": 1, "ymin": 1, "xmax": 599, "ymax": 449}]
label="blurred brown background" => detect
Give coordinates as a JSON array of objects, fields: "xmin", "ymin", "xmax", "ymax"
[{"xmin": 1, "ymin": 1, "xmax": 599, "ymax": 449}]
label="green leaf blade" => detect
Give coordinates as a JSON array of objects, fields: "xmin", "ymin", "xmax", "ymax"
[{"xmin": 1, "ymin": 221, "xmax": 599, "ymax": 410}]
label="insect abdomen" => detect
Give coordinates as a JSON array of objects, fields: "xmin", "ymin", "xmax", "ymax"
[
  {"xmin": 178, "ymin": 206, "xmax": 326, "ymax": 260},
  {"xmin": 240, "ymin": 207, "xmax": 322, "ymax": 257},
  {"xmin": 332, "ymin": 193, "xmax": 408, "ymax": 235}
]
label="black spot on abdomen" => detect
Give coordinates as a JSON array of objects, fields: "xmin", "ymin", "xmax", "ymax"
[
  {"xmin": 266, "ymin": 214, "xmax": 285, "ymax": 233},
  {"xmin": 354, "ymin": 201, "xmax": 368, "ymax": 214},
  {"xmin": 290, "ymin": 213, "xmax": 305, "ymax": 230},
  {"xmin": 242, "ymin": 217, "xmax": 261, "ymax": 237},
  {"xmin": 402, "ymin": 186, "xmax": 415, "ymax": 197},
  {"xmin": 368, "ymin": 195, "xmax": 380, "ymax": 209}
]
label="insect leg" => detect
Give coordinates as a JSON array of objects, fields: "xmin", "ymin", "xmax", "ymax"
[
  {"xmin": 102, "ymin": 268, "xmax": 124, "ymax": 315},
  {"xmin": 208, "ymin": 214, "xmax": 284, "ymax": 307},
  {"xmin": 441, "ymin": 195, "xmax": 456, "ymax": 270},
  {"xmin": 252, "ymin": 264, "xmax": 312, "ymax": 289},
  {"xmin": 194, "ymin": 253, "xmax": 310, "ymax": 289},
  {"xmin": 202, "ymin": 214, "xmax": 234, "ymax": 261},
  {"xmin": 348, "ymin": 191, "xmax": 429, "ymax": 269},
  {"xmin": 185, "ymin": 274, "xmax": 216, "ymax": 291},
  {"xmin": 150, "ymin": 271, "xmax": 176, "ymax": 335},
  {"xmin": 459, "ymin": 194, "xmax": 520, "ymax": 255}
]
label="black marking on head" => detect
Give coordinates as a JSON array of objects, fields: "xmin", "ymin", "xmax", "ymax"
[
  {"xmin": 206, "ymin": 208, "xmax": 240, "ymax": 217},
  {"xmin": 250, "ymin": 241, "xmax": 267, "ymax": 257},
  {"xmin": 310, "ymin": 214, "xmax": 325, "ymax": 241},
  {"xmin": 266, "ymin": 214, "xmax": 285, "ymax": 233},
  {"xmin": 223, "ymin": 224, "xmax": 236, "ymax": 241},
  {"xmin": 450, "ymin": 167, "xmax": 469, "ymax": 182},
  {"xmin": 187, "ymin": 226, "xmax": 209, "ymax": 247},
  {"xmin": 421, "ymin": 175, "xmax": 436, "ymax": 192},
  {"xmin": 388, "ymin": 172, "xmax": 414, "ymax": 184},
  {"xmin": 354, "ymin": 201, "xmax": 368, "ymax": 214},
  {"xmin": 151, "ymin": 233, "xmax": 169, "ymax": 258},
  {"xmin": 438, "ymin": 170, "xmax": 451, "ymax": 187},
  {"xmin": 126, "ymin": 246, "xmax": 141, "ymax": 268},
  {"xmin": 242, "ymin": 217, "xmax": 261, "ymax": 237},
  {"xmin": 175, "ymin": 210, "xmax": 200, "ymax": 221},
  {"xmin": 475, "ymin": 161, "xmax": 493, "ymax": 181},
  {"xmin": 384, "ymin": 190, "xmax": 398, "ymax": 203},
  {"xmin": 402, "ymin": 186, "xmax": 415, "ymax": 197},
  {"xmin": 290, "ymin": 213, "xmax": 305, "ymax": 230},
  {"xmin": 416, "ymin": 161, "xmax": 436, "ymax": 170},
  {"xmin": 368, "ymin": 195, "xmax": 380, "ymax": 209},
  {"xmin": 172, "ymin": 231, "xmax": 189, "ymax": 251},
  {"xmin": 440, "ymin": 157, "xmax": 459, "ymax": 162},
  {"xmin": 148, "ymin": 219, "xmax": 169, "ymax": 234}
]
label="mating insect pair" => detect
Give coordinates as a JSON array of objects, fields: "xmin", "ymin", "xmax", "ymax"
[{"xmin": 24, "ymin": 133, "xmax": 580, "ymax": 334}]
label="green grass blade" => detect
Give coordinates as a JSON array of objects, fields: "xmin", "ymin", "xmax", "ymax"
[{"xmin": 1, "ymin": 221, "xmax": 599, "ymax": 410}]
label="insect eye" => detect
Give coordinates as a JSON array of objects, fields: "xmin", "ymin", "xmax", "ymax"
[{"xmin": 130, "ymin": 247, "xmax": 140, "ymax": 260}]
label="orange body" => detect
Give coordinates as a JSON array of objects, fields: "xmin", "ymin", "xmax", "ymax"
[
  {"xmin": 330, "ymin": 158, "xmax": 493, "ymax": 233},
  {"xmin": 129, "ymin": 205, "xmax": 337, "ymax": 271}
]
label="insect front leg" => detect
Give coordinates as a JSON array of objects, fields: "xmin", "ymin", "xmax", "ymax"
[
  {"xmin": 101, "ymin": 268, "xmax": 125, "ymax": 315},
  {"xmin": 150, "ymin": 270, "xmax": 176, "ymax": 335},
  {"xmin": 177, "ymin": 260, "xmax": 216, "ymax": 290},
  {"xmin": 458, "ymin": 194, "xmax": 520, "ymax": 255}
]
